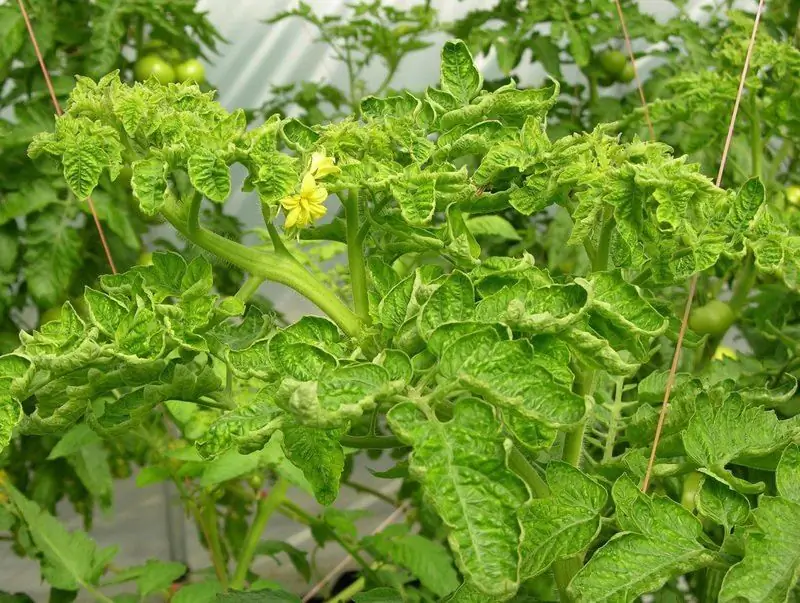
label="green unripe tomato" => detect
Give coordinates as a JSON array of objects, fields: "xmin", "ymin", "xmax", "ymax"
[
  {"xmin": 786, "ymin": 185, "xmax": 800, "ymax": 207},
  {"xmin": 134, "ymin": 54, "xmax": 175, "ymax": 84},
  {"xmin": 39, "ymin": 307, "xmax": 61, "ymax": 325},
  {"xmin": 618, "ymin": 63, "xmax": 635, "ymax": 83},
  {"xmin": 137, "ymin": 251, "xmax": 154, "ymax": 266},
  {"xmin": 597, "ymin": 50, "xmax": 627, "ymax": 76},
  {"xmin": 688, "ymin": 299, "xmax": 735, "ymax": 337},
  {"xmin": 597, "ymin": 74, "xmax": 615, "ymax": 87},
  {"xmin": 175, "ymin": 59, "xmax": 206, "ymax": 84}
]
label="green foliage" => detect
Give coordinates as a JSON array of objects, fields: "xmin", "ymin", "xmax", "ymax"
[{"xmin": 2, "ymin": 10, "xmax": 800, "ymax": 602}]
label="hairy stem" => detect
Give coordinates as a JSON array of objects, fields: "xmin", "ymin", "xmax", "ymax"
[
  {"xmin": 230, "ymin": 478, "xmax": 289, "ymax": 589},
  {"xmin": 161, "ymin": 200, "xmax": 360, "ymax": 338},
  {"xmin": 344, "ymin": 190, "xmax": 371, "ymax": 324},
  {"xmin": 201, "ymin": 497, "xmax": 229, "ymax": 589},
  {"xmin": 234, "ymin": 275, "xmax": 265, "ymax": 303}
]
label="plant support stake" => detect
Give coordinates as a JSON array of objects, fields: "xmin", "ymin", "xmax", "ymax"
[
  {"xmin": 16, "ymin": 0, "xmax": 117, "ymax": 275},
  {"xmin": 641, "ymin": 0, "xmax": 767, "ymax": 493}
]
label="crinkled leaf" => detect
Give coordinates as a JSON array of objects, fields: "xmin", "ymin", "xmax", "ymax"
[
  {"xmin": 440, "ymin": 40, "xmax": 482, "ymax": 104},
  {"xmin": 188, "ymin": 149, "xmax": 231, "ymax": 202},
  {"xmin": 417, "ymin": 271, "xmax": 475, "ymax": 337},
  {"xmin": 682, "ymin": 393, "xmax": 798, "ymax": 493},
  {"xmin": 695, "ymin": 477, "xmax": 750, "ymax": 531},
  {"xmin": 519, "ymin": 462, "xmax": 607, "ymax": 579},
  {"xmin": 278, "ymin": 363, "xmax": 397, "ymax": 429},
  {"xmin": 280, "ymin": 423, "xmax": 343, "ymax": 505},
  {"xmin": 363, "ymin": 524, "xmax": 460, "ymax": 597},
  {"xmin": 387, "ymin": 399, "xmax": 527, "ymax": 597},
  {"xmin": 569, "ymin": 475, "xmax": 715, "ymax": 603},
  {"xmin": 131, "ymin": 158, "xmax": 169, "ymax": 216},
  {"xmin": 719, "ymin": 446, "xmax": 800, "ymax": 603},
  {"xmin": 439, "ymin": 330, "xmax": 586, "ymax": 428}
]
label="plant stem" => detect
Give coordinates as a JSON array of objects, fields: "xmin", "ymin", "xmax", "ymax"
[
  {"xmin": 324, "ymin": 576, "xmax": 366, "ymax": 603},
  {"xmin": 280, "ymin": 500, "xmax": 380, "ymax": 585},
  {"xmin": 554, "ymin": 557, "xmax": 583, "ymax": 602},
  {"xmin": 729, "ymin": 253, "xmax": 756, "ymax": 313},
  {"xmin": 190, "ymin": 396, "xmax": 235, "ymax": 411},
  {"xmin": 201, "ymin": 497, "xmax": 229, "ymax": 589},
  {"xmin": 340, "ymin": 434, "xmax": 402, "ymax": 449},
  {"xmin": 230, "ymin": 478, "xmax": 289, "ymax": 589},
  {"xmin": 343, "ymin": 479, "xmax": 397, "ymax": 506},
  {"xmin": 343, "ymin": 190, "xmax": 371, "ymax": 324},
  {"xmin": 594, "ymin": 206, "xmax": 614, "ymax": 272},
  {"xmin": 234, "ymin": 275, "xmax": 265, "ymax": 303},
  {"xmin": 602, "ymin": 378, "xmax": 624, "ymax": 463},
  {"xmin": 508, "ymin": 447, "xmax": 550, "ymax": 498},
  {"xmin": 161, "ymin": 201, "xmax": 360, "ymax": 338}
]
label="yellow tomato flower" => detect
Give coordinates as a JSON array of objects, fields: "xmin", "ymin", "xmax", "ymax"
[
  {"xmin": 309, "ymin": 151, "xmax": 340, "ymax": 178},
  {"xmin": 281, "ymin": 172, "xmax": 328, "ymax": 229},
  {"xmin": 713, "ymin": 345, "xmax": 738, "ymax": 362}
]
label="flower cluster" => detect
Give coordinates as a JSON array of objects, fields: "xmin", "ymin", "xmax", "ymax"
[{"xmin": 280, "ymin": 152, "xmax": 340, "ymax": 229}]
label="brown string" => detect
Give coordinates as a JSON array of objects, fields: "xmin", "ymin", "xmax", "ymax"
[
  {"xmin": 612, "ymin": 0, "xmax": 655, "ymax": 140},
  {"xmin": 640, "ymin": 0, "xmax": 766, "ymax": 493},
  {"xmin": 17, "ymin": 0, "xmax": 118, "ymax": 274}
]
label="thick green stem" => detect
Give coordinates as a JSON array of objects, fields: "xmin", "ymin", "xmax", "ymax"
[
  {"xmin": 161, "ymin": 201, "xmax": 360, "ymax": 338},
  {"xmin": 234, "ymin": 275, "xmax": 265, "ymax": 303},
  {"xmin": 344, "ymin": 190, "xmax": 371, "ymax": 324},
  {"xmin": 750, "ymin": 93, "xmax": 762, "ymax": 180},
  {"xmin": 729, "ymin": 253, "xmax": 757, "ymax": 313},
  {"xmin": 508, "ymin": 447, "xmax": 550, "ymax": 498},
  {"xmin": 230, "ymin": 478, "xmax": 289, "ymax": 589},
  {"xmin": 340, "ymin": 434, "xmax": 402, "ymax": 449},
  {"xmin": 554, "ymin": 556, "xmax": 583, "ymax": 602},
  {"xmin": 202, "ymin": 498, "xmax": 229, "ymax": 589},
  {"xmin": 325, "ymin": 576, "xmax": 366, "ymax": 603}
]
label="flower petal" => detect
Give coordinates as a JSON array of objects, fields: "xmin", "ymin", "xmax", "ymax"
[
  {"xmin": 309, "ymin": 203, "xmax": 327, "ymax": 219},
  {"xmin": 308, "ymin": 185, "xmax": 328, "ymax": 204},
  {"xmin": 310, "ymin": 152, "xmax": 340, "ymax": 178},
  {"xmin": 300, "ymin": 172, "xmax": 317, "ymax": 197},
  {"xmin": 280, "ymin": 194, "xmax": 301, "ymax": 210},
  {"xmin": 284, "ymin": 206, "xmax": 301, "ymax": 229}
]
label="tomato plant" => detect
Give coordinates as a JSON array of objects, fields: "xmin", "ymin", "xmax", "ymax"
[{"xmin": 2, "ymin": 1, "xmax": 800, "ymax": 602}]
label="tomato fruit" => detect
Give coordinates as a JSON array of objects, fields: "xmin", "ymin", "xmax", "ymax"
[
  {"xmin": 618, "ymin": 63, "xmax": 635, "ymax": 83},
  {"xmin": 598, "ymin": 50, "xmax": 627, "ymax": 76},
  {"xmin": 688, "ymin": 299, "xmax": 735, "ymax": 337},
  {"xmin": 134, "ymin": 55, "xmax": 175, "ymax": 84},
  {"xmin": 597, "ymin": 73, "xmax": 615, "ymax": 87},
  {"xmin": 137, "ymin": 251, "xmax": 154, "ymax": 266},
  {"xmin": 786, "ymin": 185, "xmax": 800, "ymax": 207},
  {"xmin": 175, "ymin": 59, "xmax": 205, "ymax": 84},
  {"xmin": 713, "ymin": 345, "xmax": 738, "ymax": 361},
  {"xmin": 40, "ymin": 307, "xmax": 61, "ymax": 325}
]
